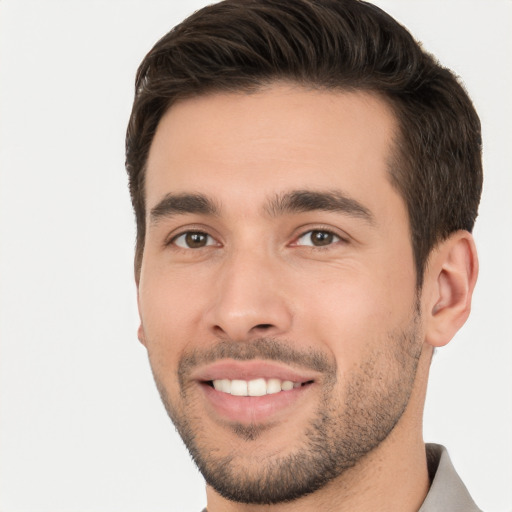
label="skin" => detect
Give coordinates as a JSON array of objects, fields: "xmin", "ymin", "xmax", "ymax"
[{"xmin": 137, "ymin": 84, "xmax": 478, "ymax": 512}]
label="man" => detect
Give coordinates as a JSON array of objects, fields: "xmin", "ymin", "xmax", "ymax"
[{"xmin": 125, "ymin": 0, "xmax": 482, "ymax": 510}]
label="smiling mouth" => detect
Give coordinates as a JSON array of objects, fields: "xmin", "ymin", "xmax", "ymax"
[{"xmin": 206, "ymin": 377, "xmax": 314, "ymax": 396}]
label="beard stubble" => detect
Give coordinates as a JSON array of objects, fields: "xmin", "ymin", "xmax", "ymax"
[{"xmin": 151, "ymin": 314, "xmax": 423, "ymax": 505}]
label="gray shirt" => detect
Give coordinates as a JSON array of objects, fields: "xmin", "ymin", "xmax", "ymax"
[
  {"xmin": 419, "ymin": 443, "xmax": 481, "ymax": 511},
  {"xmin": 201, "ymin": 443, "xmax": 481, "ymax": 511}
]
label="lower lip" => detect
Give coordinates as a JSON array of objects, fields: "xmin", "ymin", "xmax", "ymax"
[{"xmin": 199, "ymin": 382, "xmax": 313, "ymax": 424}]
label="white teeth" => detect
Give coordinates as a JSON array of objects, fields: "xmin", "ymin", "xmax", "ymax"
[
  {"xmin": 266, "ymin": 378, "xmax": 281, "ymax": 395},
  {"xmin": 230, "ymin": 379, "xmax": 248, "ymax": 396},
  {"xmin": 247, "ymin": 378, "xmax": 267, "ymax": 396},
  {"xmin": 281, "ymin": 380, "xmax": 294, "ymax": 391},
  {"xmin": 212, "ymin": 379, "xmax": 232, "ymax": 393},
  {"xmin": 219, "ymin": 379, "xmax": 231, "ymax": 393},
  {"xmin": 211, "ymin": 377, "xmax": 304, "ymax": 396}
]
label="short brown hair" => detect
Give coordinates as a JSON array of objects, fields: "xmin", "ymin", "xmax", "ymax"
[{"xmin": 126, "ymin": 0, "xmax": 482, "ymax": 286}]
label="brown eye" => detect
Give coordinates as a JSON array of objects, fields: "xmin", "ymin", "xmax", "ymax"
[
  {"xmin": 296, "ymin": 230, "xmax": 340, "ymax": 247},
  {"xmin": 173, "ymin": 231, "xmax": 215, "ymax": 249}
]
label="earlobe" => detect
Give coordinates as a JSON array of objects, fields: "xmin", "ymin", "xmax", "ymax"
[
  {"xmin": 137, "ymin": 323, "xmax": 148, "ymax": 347},
  {"xmin": 424, "ymin": 231, "xmax": 478, "ymax": 348},
  {"xmin": 136, "ymin": 283, "xmax": 147, "ymax": 347}
]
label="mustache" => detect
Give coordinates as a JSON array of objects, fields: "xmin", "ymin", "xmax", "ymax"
[{"xmin": 178, "ymin": 337, "xmax": 337, "ymax": 381}]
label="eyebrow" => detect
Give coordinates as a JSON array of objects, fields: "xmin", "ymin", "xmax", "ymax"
[
  {"xmin": 265, "ymin": 190, "xmax": 374, "ymax": 224},
  {"xmin": 149, "ymin": 193, "xmax": 220, "ymax": 224},
  {"xmin": 149, "ymin": 189, "xmax": 374, "ymax": 225}
]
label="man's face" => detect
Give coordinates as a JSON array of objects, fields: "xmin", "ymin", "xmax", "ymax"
[{"xmin": 138, "ymin": 84, "xmax": 425, "ymax": 504}]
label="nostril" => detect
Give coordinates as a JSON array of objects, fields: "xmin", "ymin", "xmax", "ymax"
[{"xmin": 254, "ymin": 324, "xmax": 273, "ymax": 330}]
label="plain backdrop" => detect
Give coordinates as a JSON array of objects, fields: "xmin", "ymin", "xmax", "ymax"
[{"xmin": 0, "ymin": 1, "xmax": 511, "ymax": 511}]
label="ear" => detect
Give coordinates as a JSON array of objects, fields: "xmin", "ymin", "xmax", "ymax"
[
  {"xmin": 136, "ymin": 281, "xmax": 148, "ymax": 348},
  {"xmin": 137, "ymin": 322, "xmax": 148, "ymax": 347},
  {"xmin": 423, "ymin": 231, "xmax": 478, "ymax": 348}
]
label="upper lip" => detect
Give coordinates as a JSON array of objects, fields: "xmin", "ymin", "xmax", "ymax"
[{"xmin": 190, "ymin": 359, "xmax": 318, "ymax": 383}]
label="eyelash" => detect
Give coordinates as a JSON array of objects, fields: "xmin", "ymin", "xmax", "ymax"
[
  {"xmin": 169, "ymin": 230, "xmax": 218, "ymax": 249},
  {"xmin": 292, "ymin": 226, "xmax": 350, "ymax": 250},
  {"xmin": 294, "ymin": 229, "xmax": 342, "ymax": 248},
  {"xmin": 167, "ymin": 227, "xmax": 347, "ymax": 251}
]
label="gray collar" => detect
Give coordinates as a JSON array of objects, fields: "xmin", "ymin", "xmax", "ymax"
[
  {"xmin": 202, "ymin": 443, "xmax": 481, "ymax": 512},
  {"xmin": 419, "ymin": 443, "xmax": 481, "ymax": 511}
]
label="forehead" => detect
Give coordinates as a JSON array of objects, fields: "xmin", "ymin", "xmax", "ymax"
[{"xmin": 145, "ymin": 84, "xmax": 400, "ymax": 215}]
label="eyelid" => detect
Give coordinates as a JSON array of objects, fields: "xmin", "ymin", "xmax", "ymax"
[
  {"xmin": 290, "ymin": 226, "xmax": 350, "ymax": 247},
  {"xmin": 164, "ymin": 225, "xmax": 222, "ymax": 248},
  {"xmin": 172, "ymin": 231, "xmax": 217, "ymax": 249},
  {"xmin": 297, "ymin": 231, "xmax": 339, "ymax": 246}
]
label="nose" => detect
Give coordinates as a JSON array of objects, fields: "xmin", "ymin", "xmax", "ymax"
[{"xmin": 205, "ymin": 248, "xmax": 293, "ymax": 342}]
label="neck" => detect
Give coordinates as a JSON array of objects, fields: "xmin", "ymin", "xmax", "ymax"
[{"xmin": 206, "ymin": 348, "xmax": 433, "ymax": 512}]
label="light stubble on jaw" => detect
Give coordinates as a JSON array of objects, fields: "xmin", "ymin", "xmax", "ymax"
[{"xmin": 149, "ymin": 319, "xmax": 423, "ymax": 505}]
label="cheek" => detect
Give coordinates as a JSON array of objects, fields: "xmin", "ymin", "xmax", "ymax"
[
  {"xmin": 138, "ymin": 270, "xmax": 206, "ymax": 378},
  {"xmin": 298, "ymin": 263, "xmax": 416, "ymax": 362},
  {"xmin": 139, "ymin": 260, "xmax": 210, "ymax": 327}
]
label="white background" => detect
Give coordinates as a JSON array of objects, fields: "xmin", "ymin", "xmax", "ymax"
[{"xmin": 0, "ymin": 1, "xmax": 510, "ymax": 511}]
